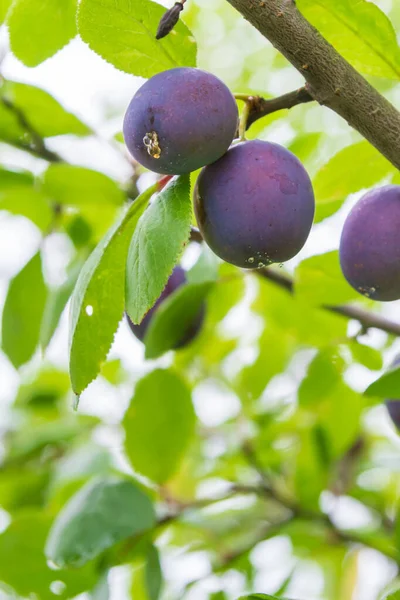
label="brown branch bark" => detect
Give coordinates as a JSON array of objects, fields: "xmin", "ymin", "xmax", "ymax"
[{"xmin": 225, "ymin": 0, "xmax": 400, "ymax": 170}]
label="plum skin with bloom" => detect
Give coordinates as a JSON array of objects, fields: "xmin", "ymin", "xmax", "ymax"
[
  {"xmin": 127, "ymin": 266, "xmax": 204, "ymax": 348},
  {"xmin": 193, "ymin": 139, "xmax": 315, "ymax": 268},
  {"xmin": 123, "ymin": 67, "xmax": 238, "ymax": 175},
  {"xmin": 339, "ymin": 185, "xmax": 400, "ymax": 301}
]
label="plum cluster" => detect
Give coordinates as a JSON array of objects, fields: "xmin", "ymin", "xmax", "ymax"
[
  {"xmin": 123, "ymin": 67, "xmax": 318, "ymax": 346},
  {"xmin": 124, "ymin": 68, "xmax": 400, "ymax": 350},
  {"xmin": 123, "ymin": 67, "xmax": 317, "ymax": 346}
]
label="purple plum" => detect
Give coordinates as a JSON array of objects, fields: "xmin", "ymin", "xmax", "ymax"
[
  {"xmin": 123, "ymin": 68, "xmax": 238, "ymax": 175},
  {"xmin": 385, "ymin": 354, "xmax": 400, "ymax": 429},
  {"xmin": 340, "ymin": 185, "xmax": 400, "ymax": 301},
  {"xmin": 193, "ymin": 140, "xmax": 315, "ymax": 268},
  {"xmin": 127, "ymin": 265, "xmax": 204, "ymax": 348}
]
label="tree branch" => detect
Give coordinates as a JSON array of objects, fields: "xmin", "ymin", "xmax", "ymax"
[
  {"xmin": 1, "ymin": 97, "xmax": 62, "ymax": 163},
  {"xmin": 257, "ymin": 267, "xmax": 400, "ymax": 337},
  {"xmin": 242, "ymin": 86, "xmax": 314, "ymax": 130},
  {"xmin": 225, "ymin": 0, "xmax": 400, "ymax": 170},
  {"xmin": 190, "ymin": 228, "xmax": 400, "ymax": 338}
]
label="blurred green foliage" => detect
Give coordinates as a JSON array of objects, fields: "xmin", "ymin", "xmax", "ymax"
[{"xmin": 0, "ymin": 0, "xmax": 399, "ymax": 599}]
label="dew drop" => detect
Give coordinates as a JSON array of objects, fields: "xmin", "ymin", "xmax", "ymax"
[
  {"xmin": 258, "ymin": 262, "xmax": 266, "ymax": 268},
  {"xmin": 47, "ymin": 560, "xmax": 61, "ymax": 571},
  {"xmin": 50, "ymin": 581, "xmax": 66, "ymax": 596},
  {"xmin": 248, "ymin": 257, "xmax": 255, "ymax": 264},
  {"xmin": 85, "ymin": 305, "xmax": 94, "ymax": 316}
]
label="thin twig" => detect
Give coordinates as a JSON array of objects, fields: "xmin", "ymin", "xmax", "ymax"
[
  {"xmin": 258, "ymin": 268, "xmax": 400, "ymax": 337},
  {"xmin": 243, "ymin": 86, "xmax": 314, "ymax": 130},
  {"xmin": 189, "ymin": 227, "xmax": 400, "ymax": 338},
  {"xmin": 241, "ymin": 443, "xmax": 400, "ymax": 565},
  {"xmin": 1, "ymin": 97, "xmax": 62, "ymax": 163}
]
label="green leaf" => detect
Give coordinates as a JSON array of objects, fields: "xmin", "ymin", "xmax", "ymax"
[
  {"xmin": 46, "ymin": 477, "xmax": 155, "ymax": 567},
  {"xmin": 69, "ymin": 186, "xmax": 155, "ymax": 395},
  {"xmin": 123, "ymin": 369, "xmax": 195, "ymax": 484},
  {"xmin": 144, "ymin": 281, "xmax": 211, "ymax": 359},
  {"xmin": 0, "ymin": 512, "xmax": 97, "ymax": 599},
  {"xmin": 1, "ymin": 81, "xmax": 90, "ymax": 137},
  {"xmin": 384, "ymin": 589, "xmax": 400, "ymax": 600},
  {"xmin": 298, "ymin": 348, "xmax": 344, "ymax": 406},
  {"xmin": 2, "ymin": 252, "xmax": 47, "ymax": 368},
  {"xmin": 15, "ymin": 367, "xmax": 70, "ymax": 410},
  {"xmin": 0, "ymin": 0, "xmax": 12, "ymax": 23},
  {"xmin": 0, "ymin": 186, "xmax": 53, "ymax": 231},
  {"xmin": 313, "ymin": 142, "xmax": 395, "ymax": 221},
  {"xmin": 0, "ymin": 98, "xmax": 26, "ymax": 143},
  {"xmin": 145, "ymin": 544, "xmax": 162, "ymax": 600},
  {"xmin": 187, "ymin": 246, "xmax": 219, "ymax": 285},
  {"xmin": 78, "ymin": 0, "xmax": 196, "ymax": 77},
  {"xmin": 297, "ymin": 0, "xmax": 400, "ymax": 80},
  {"xmin": 126, "ymin": 175, "xmax": 192, "ymax": 325},
  {"xmin": 43, "ymin": 164, "xmax": 124, "ymax": 206},
  {"xmin": 295, "ymin": 251, "xmax": 359, "ymax": 306},
  {"xmin": 40, "ymin": 260, "xmax": 83, "ymax": 350},
  {"xmin": 321, "ymin": 381, "xmax": 362, "ymax": 457},
  {"xmin": 0, "ymin": 166, "xmax": 33, "ymax": 188},
  {"xmin": 7, "ymin": 0, "xmax": 78, "ymax": 67},
  {"xmin": 92, "ymin": 572, "xmax": 110, "ymax": 600},
  {"xmin": 364, "ymin": 365, "xmax": 400, "ymax": 399},
  {"xmin": 348, "ymin": 341, "xmax": 383, "ymax": 371}
]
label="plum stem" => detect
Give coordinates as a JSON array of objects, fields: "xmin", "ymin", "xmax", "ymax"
[
  {"xmin": 225, "ymin": 0, "xmax": 400, "ymax": 170},
  {"xmin": 238, "ymin": 99, "xmax": 252, "ymax": 140},
  {"xmin": 246, "ymin": 87, "xmax": 313, "ymax": 130}
]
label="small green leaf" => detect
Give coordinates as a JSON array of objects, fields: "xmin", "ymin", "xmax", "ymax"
[
  {"xmin": 43, "ymin": 164, "xmax": 124, "ymax": 207},
  {"xmin": 78, "ymin": 0, "xmax": 196, "ymax": 78},
  {"xmin": 297, "ymin": 0, "xmax": 400, "ymax": 80},
  {"xmin": 46, "ymin": 477, "xmax": 155, "ymax": 567},
  {"xmin": 126, "ymin": 175, "xmax": 192, "ymax": 325},
  {"xmin": 144, "ymin": 282, "xmax": 211, "ymax": 359},
  {"xmin": 295, "ymin": 251, "xmax": 359, "ymax": 306},
  {"xmin": 40, "ymin": 260, "xmax": 83, "ymax": 350},
  {"xmin": 69, "ymin": 185, "xmax": 155, "ymax": 395},
  {"xmin": 7, "ymin": 0, "xmax": 78, "ymax": 67},
  {"xmin": 314, "ymin": 142, "xmax": 395, "ymax": 222},
  {"xmin": 298, "ymin": 348, "xmax": 344, "ymax": 406},
  {"xmin": 365, "ymin": 365, "xmax": 400, "ymax": 399},
  {"xmin": 0, "ymin": 512, "xmax": 97, "ymax": 599},
  {"xmin": 187, "ymin": 246, "xmax": 219, "ymax": 284},
  {"xmin": 123, "ymin": 369, "xmax": 195, "ymax": 484},
  {"xmin": 348, "ymin": 341, "xmax": 383, "ymax": 371},
  {"xmin": 2, "ymin": 252, "xmax": 47, "ymax": 368},
  {"xmin": 145, "ymin": 544, "xmax": 162, "ymax": 600},
  {"xmin": 1, "ymin": 81, "xmax": 90, "ymax": 137}
]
